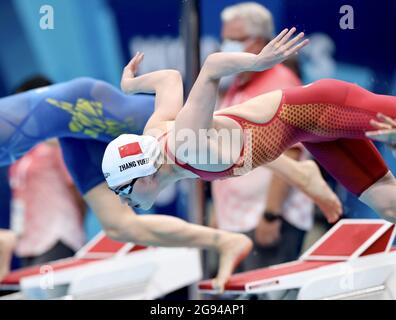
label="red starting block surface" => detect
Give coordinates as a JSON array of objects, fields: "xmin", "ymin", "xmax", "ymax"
[
  {"xmin": 1, "ymin": 232, "xmax": 146, "ymax": 287},
  {"xmin": 1, "ymin": 259, "xmax": 97, "ymax": 285},
  {"xmin": 199, "ymin": 260, "xmax": 337, "ymax": 291},
  {"xmin": 301, "ymin": 220, "xmax": 394, "ymax": 261},
  {"xmin": 75, "ymin": 231, "xmax": 137, "ymax": 259},
  {"xmin": 199, "ymin": 219, "xmax": 396, "ymax": 296}
]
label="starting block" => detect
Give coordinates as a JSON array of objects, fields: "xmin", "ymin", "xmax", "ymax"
[
  {"xmin": 199, "ymin": 219, "xmax": 396, "ymax": 299},
  {"xmin": 0, "ymin": 232, "xmax": 201, "ymax": 300}
]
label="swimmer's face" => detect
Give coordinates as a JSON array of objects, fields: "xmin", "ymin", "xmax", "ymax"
[{"xmin": 117, "ymin": 174, "xmax": 161, "ymax": 210}]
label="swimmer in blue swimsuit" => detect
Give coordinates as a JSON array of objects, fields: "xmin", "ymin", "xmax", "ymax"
[{"xmin": 0, "ymin": 77, "xmax": 153, "ymax": 164}]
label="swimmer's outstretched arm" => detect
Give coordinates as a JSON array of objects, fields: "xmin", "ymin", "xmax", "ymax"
[
  {"xmin": 174, "ymin": 27, "xmax": 309, "ymax": 136},
  {"xmin": 84, "ymin": 183, "xmax": 252, "ymax": 291},
  {"xmin": 120, "ymin": 52, "xmax": 184, "ymax": 130}
]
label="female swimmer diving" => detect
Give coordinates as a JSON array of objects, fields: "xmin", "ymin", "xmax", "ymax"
[{"xmin": 103, "ymin": 27, "xmax": 396, "ymax": 229}]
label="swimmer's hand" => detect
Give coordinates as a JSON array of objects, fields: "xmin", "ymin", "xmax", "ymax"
[
  {"xmin": 366, "ymin": 113, "xmax": 396, "ymax": 143},
  {"xmin": 252, "ymin": 27, "xmax": 309, "ymax": 71},
  {"xmin": 366, "ymin": 113, "xmax": 396, "ymax": 157},
  {"xmin": 120, "ymin": 51, "xmax": 144, "ymax": 93}
]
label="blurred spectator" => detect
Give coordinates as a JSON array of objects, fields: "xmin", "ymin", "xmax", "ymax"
[
  {"xmin": 9, "ymin": 140, "xmax": 85, "ymax": 267},
  {"xmin": 0, "ymin": 77, "xmax": 85, "ymax": 278},
  {"xmin": 211, "ymin": 2, "xmax": 314, "ymax": 272}
]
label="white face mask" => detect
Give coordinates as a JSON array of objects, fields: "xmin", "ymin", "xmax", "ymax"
[{"xmin": 220, "ymin": 39, "xmax": 246, "ymax": 53}]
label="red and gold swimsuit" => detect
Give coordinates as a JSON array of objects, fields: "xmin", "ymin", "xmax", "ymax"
[{"xmin": 166, "ymin": 79, "xmax": 396, "ymax": 195}]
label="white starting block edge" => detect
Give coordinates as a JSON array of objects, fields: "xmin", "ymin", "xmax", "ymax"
[
  {"xmin": 3, "ymin": 247, "xmax": 202, "ymax": 300},
  {"xmin": 199, "ymin": 219, "xmax": 396, "ymax": 299},
  {"xmin": 198, "ymin": 251, "xmax": 396, "ymax": 298},
  {"xmin": 297, "ymin": 252, "xmax": 396, "ymax": 299},
  {"xmin": 250, "ymin": 251, "xmax": 396, "ymax": 297},
  {"xmin": 1, "ymin": 231, "xmax": 203, "ymax": 300}
]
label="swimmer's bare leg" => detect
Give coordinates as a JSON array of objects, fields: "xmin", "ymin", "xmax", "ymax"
[
  {"xmin": 359, "ymin": 171, "xmax": 396, "ymax": 223},
  {"xmin": 0, "ymin": 229, "xmax": 17, "ymax": 281},
  {"xmin": 266, "ymin": 154, "xmax": 343, "ymax": 223},
  {"xmin": 84, "ymin": 183, "xmax": 253, "ymax": 292}
]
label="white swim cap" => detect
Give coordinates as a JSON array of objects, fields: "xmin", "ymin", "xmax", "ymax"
[{"xmin": 102, "ymin": 134, "xmax": 161, "ymax": 188}]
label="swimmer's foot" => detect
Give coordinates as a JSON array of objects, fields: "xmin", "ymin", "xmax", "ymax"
[
  {"xmin": 300, "ymin": 160, "xmax": 342, "ymax": 223},
  {"xmin": 0, "ymin": 230, "xmax": 16, "ymax": 281},
  {"xmin": 212, "ymin": 233, "xmax": 253, "ymax": 293}
]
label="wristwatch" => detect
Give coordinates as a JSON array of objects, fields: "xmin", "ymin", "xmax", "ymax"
[{"xmin": 262, "ymin": 210, "xmax": 283, "ymax": 223}]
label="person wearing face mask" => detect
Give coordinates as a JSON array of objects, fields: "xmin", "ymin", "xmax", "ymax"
[{"xmin": 211, "ymin": 2, "xmax": 314, "ymax": 272}]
